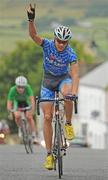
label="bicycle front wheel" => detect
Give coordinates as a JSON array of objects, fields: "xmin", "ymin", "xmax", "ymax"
[
  {"xmin": 22, "ymin": 119, "xmax": 33, "ymax": 154},
  {"xmin": 56, "ymin": 121, "xmax": 63, "ymax": 179}
]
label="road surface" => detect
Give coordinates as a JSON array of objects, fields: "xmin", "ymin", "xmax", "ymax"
[{"xmin": 0, "ymin": 144, "xmax": 108, "ymax": 180}]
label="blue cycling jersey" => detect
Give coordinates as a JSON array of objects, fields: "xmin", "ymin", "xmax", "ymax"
[{"xmin": 41, "ymin": 38, "xmax": 77, "ymax": 76}]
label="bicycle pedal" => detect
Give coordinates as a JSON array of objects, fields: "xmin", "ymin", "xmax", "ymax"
[
  {"xmin": 63, "ymin": 145, "xmax": 68, "ymax": 149},
  {"xmin": 53, "ymin": 154, "xmax": 57, "ymax": 159},
  {"xmin": 61, "ymin": 147, "xmax": 66, "ymax": 151},
  {"xmin": 61, "ymin": 148, "xmax": 66, "ymax": 156}
]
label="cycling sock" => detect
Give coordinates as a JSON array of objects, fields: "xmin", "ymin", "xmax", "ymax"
[
  {"xmin": 47, "ymin": 150, "xmax": 52, "ymax": 156},
  {"xmin": 65, "ymin": 121, "xmax": 72, "ymax": 125}
]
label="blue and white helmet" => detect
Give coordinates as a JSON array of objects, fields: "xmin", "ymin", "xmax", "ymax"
[
  {"xmin": 15, "ymin": 76, "xmax": 27, "ymax": 86},
  {"xmin": 54, "ymin": 26, "xmax": 72, "ymax": 41}
]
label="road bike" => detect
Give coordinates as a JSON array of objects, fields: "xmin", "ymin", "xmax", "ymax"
[
  {"xmin": 36, "ymin": 91, "xmax": 78, "ymax": 179},
  {"xmin": 10, "ymin": 106, "xmax": 33, "ymax": 154}
]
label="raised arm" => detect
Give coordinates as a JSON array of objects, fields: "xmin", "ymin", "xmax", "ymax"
[{"xmin": 27, "ymin": 4, "xmax": 43, "ymax": 45}]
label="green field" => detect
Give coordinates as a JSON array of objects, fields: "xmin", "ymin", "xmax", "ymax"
[{"xmin": 0, "ymin": 0, "xmax": 108, "ymax": 56}]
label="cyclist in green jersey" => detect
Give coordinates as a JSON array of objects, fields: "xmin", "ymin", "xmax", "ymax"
[{"xmin": 7, "ymin": 76, "xmax": 37, "ymax": 143}]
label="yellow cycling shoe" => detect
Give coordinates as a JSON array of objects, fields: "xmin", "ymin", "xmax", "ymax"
[
  {"xmin": 44, "ymin": 154, "xmax": 54, "ymax": 170},
  {"xmin": 64, "ymin": 123, "xmax": 75, "ymax": 140}
]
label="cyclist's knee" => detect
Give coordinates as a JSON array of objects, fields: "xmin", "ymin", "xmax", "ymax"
[
  {"xmin": 62, "ymin": 91, "xmax": 71, "ymax": 96},
  {"xmin": 14, "ymin": 112, "xmax": 21, "ymax": 126},
  {"xmin": 61, "ymin": 86, "xmax": 71, "ymax": 96},
  {"xmin": 26, "ymin": 114, "xmax": 32, "ymax": 120},
  {"xmin": 14, "ymin": 112, "xmax": 20, "ymax": 120},
  {"xmin": 44, "ymin": 114, "xmax": 52, "ymax": 122}
]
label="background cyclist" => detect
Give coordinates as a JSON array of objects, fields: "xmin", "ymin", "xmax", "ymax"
[
  {"xmin": 7, "ymin": 76, "xmax": 38, "ymax": 143},
  {"xmin": 27, "ymin": 4, "xmax": 79, "ymax": 170}
]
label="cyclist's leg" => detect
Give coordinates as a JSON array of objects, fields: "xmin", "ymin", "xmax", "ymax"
[
  {"xmin": 25, "ymin": 110, "xmax": 36, "ymax": 133},
  {"xmin": 40, "ymin": 86, "xmax": 54, "ymax": 154},
  {"xmin": 59, "ymin": 78, "xmax": 75, "ymax": 140},
  {"xmin": 59, "ymin": 78, "xmax": 73, "ymax": 123},
  {"xmin": 40, "ymin": 86, "xmax": 54, "ymax": 169},
  {"xmin": 25, "ymin": 110, "xmax": 39, "ymax": 143},
  {"xmin": 13, "ymin": 101, "xmax": 21, "ymax": 127}
]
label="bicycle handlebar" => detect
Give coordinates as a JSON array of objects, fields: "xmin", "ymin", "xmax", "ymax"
[
  {"xmin": 36, "ymin": 96, "xmax": 78, "ymax": 115},
  {"xmin": 18, "ymin": 106, "xmax": 31, "ymax": 111},
  {"xmin": 9, "ymin": 106, "xmax": 31, "ymax": 113}
]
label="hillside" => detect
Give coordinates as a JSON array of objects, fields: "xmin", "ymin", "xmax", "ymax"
[
  {"xmin": 0, "ymin": 0, "xmax": 108, "ymax": 19},
  {"xmin": 0, "ymin": 0, "xmax": 108, "ymax": 57}
]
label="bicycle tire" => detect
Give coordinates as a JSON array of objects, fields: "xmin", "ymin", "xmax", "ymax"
[
  {"xmin": 21, "ymin": 119, "xmax": 33, "ymax": 154},
  {"xmin": 56, "ymin": 120, "xmax": 63, "ymax": 179},
  {"xmin": 28, "ymin": 135, "xmax": 33, "ymax": 153},
  {"xmin": 53, "ymin": 123, "xmax": 57, "ymax": 171},
  {"xmin": 22, "ymin": 119, "xmax": 30, "ymax": 153}
]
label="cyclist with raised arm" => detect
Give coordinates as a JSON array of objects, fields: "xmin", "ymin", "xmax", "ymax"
[
  {"xmin": 7, "ymin": 76, "xmax": 37, "ymax": 143},
  {"xmin": 27, "ymin": 4, "xmax": 79, "ymax": 170}
]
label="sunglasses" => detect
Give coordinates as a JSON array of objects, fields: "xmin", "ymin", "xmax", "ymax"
[
  {"xmin": 56, "ymin": 38, "xmax": 68, "ymax": 45},
  {"xmin": 17, "ymin": 86, "xmax": 25, "ymax": 89}
]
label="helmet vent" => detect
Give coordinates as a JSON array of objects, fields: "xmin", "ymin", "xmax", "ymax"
[{"xmin": 54, "ymin": 25, "xmax": 72, "ymax": 41}]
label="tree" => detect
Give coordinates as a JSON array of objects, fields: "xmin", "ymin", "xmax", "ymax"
[
  {"xmin": 0, "ymin": 40, "xmax": 43, "ymax": 119},
  {"xmin": 0, "ymin": 37, "xmax": 95, "ymax": 119}
]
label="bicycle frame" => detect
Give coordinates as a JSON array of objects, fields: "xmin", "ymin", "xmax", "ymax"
[
  {"xmin": 52, "ymin": 92, "xmax": 66, "ymax": 178},
  {"xmin": 36, "ymin": 91, "xmax": 78, "ymax": 179}
]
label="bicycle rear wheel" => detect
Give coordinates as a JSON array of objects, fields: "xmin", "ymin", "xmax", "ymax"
[{"xmin": 28, "ymin": 135, "xmax": 33, "ymax": 153}]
